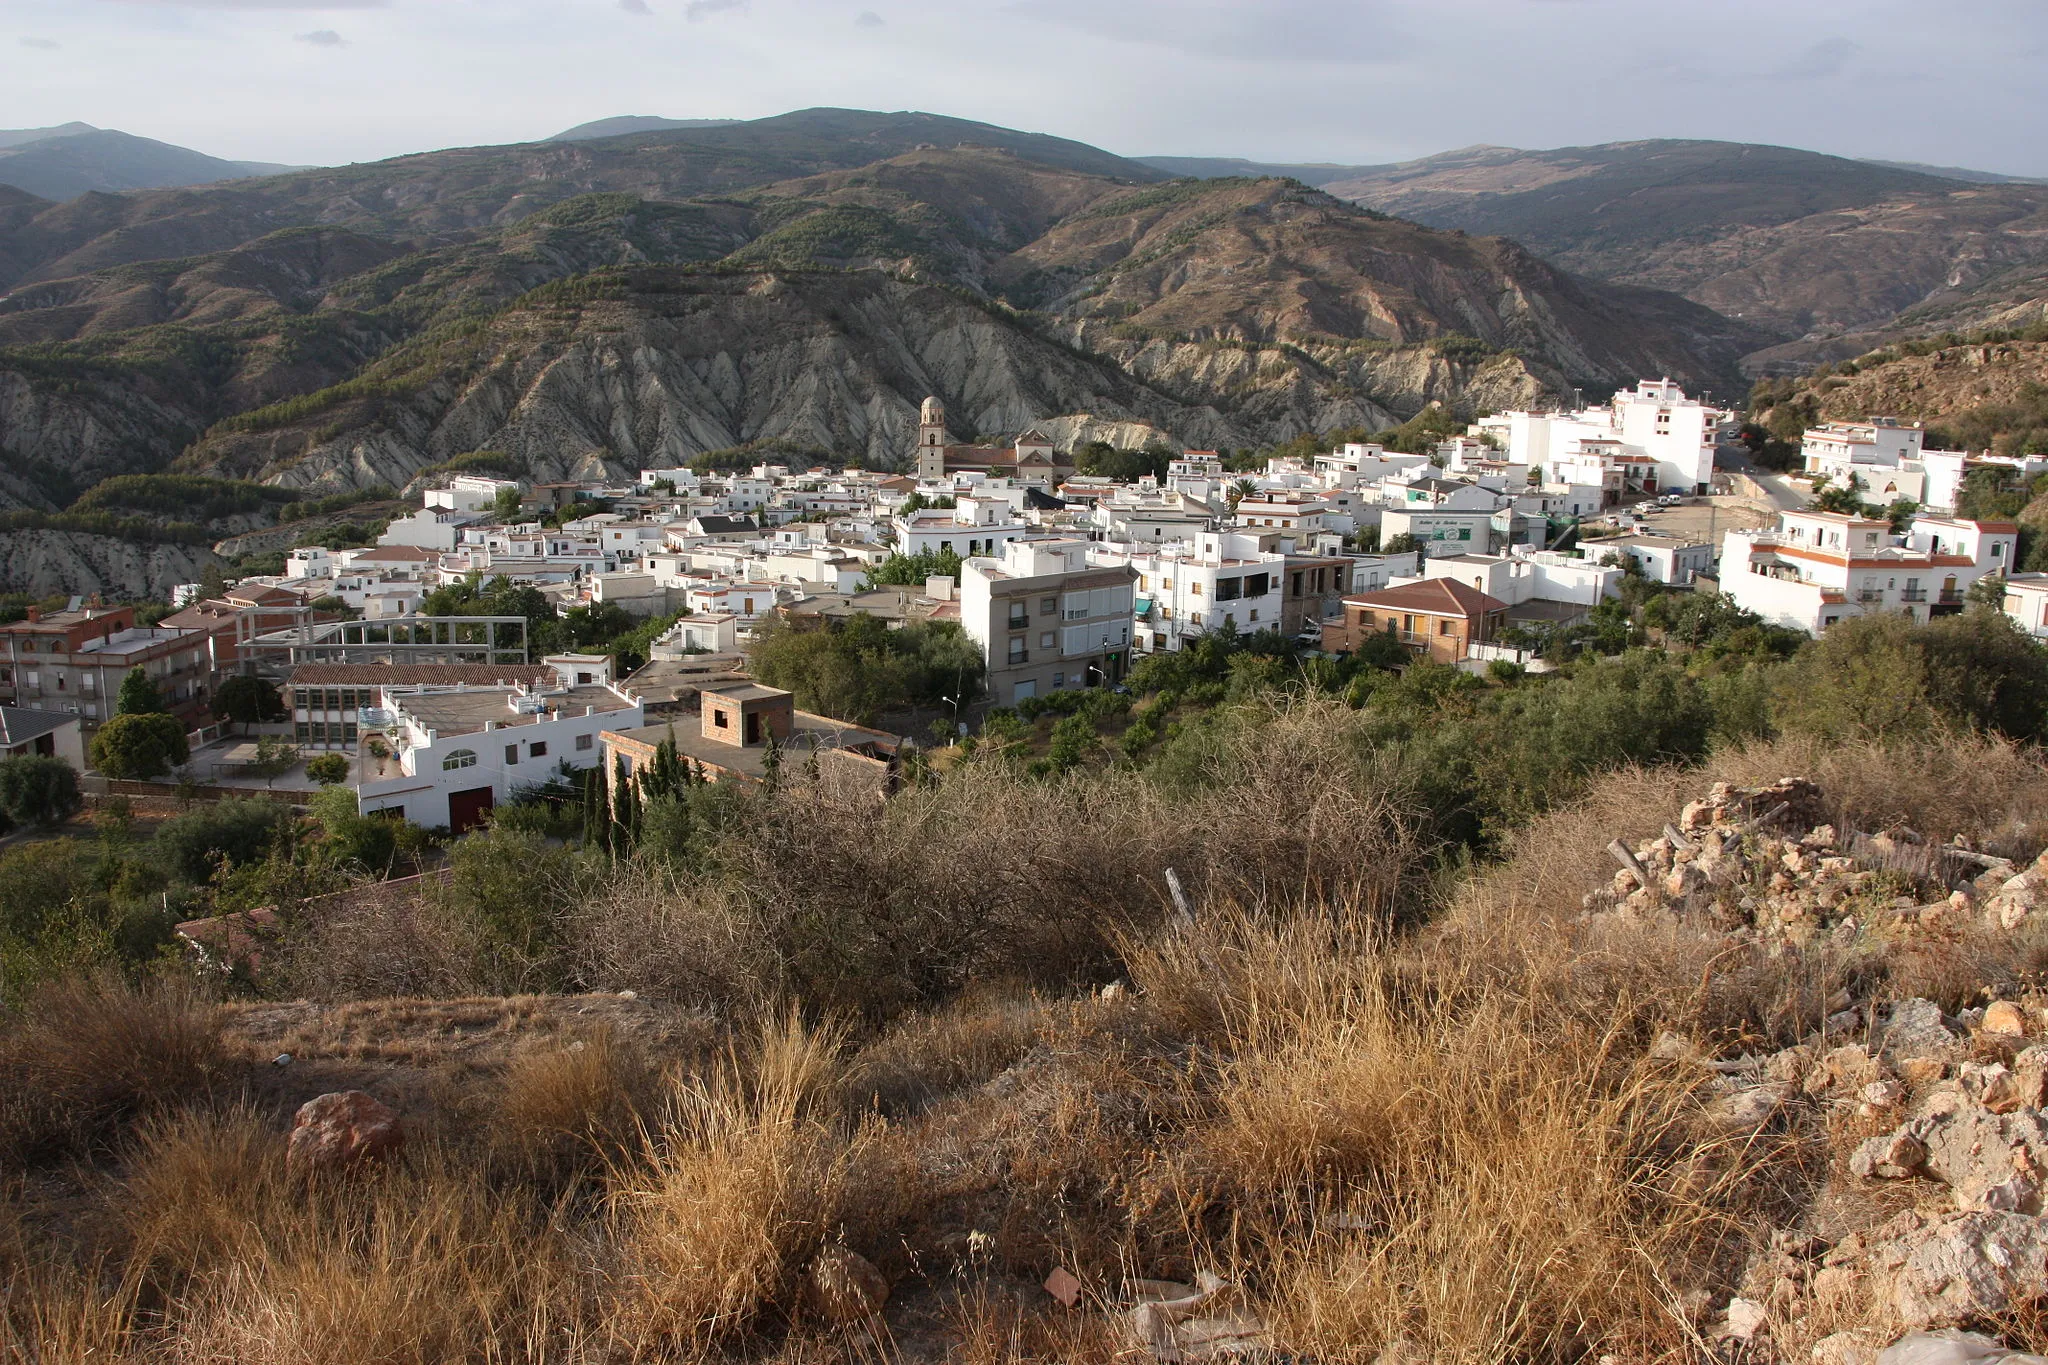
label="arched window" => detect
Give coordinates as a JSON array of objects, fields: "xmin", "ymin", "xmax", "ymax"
[{"xmin": 442, "ymin": 749, "xmax": 478, "ymax": 771}]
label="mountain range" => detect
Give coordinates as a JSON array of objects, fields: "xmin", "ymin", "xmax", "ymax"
[
  {"xmin": 0, "ymin": 124, "xmax": 297, "ymax": 202},
  {"xmin": 0, "ymin": 112, "xmax": 1759, "ymax": 510},
  {"xmin": 2, "ymin": 108, "xmax": 2046, "ymax": 598},
  {"xmin": 1144, "ymin": 141, "xmax": 2048, "ymax": 367}
]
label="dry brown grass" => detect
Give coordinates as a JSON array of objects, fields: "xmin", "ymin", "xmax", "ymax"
[
  {"xmin": 603, "ymin": 1011, "xmax": 860, "ymax": 1357},
  {"xmin": 495, "ymin": 1023, "xmax": 662, "ymax": 1177},
  {"xmin": 0, "ymin": 972, "xmax": 224, "ymax": 1162},
  {"xmin": 5, "ymin": 733, "xmax": 2040, "ymax": 1362}
]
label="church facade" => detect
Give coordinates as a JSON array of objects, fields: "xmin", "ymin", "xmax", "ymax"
[{"xmin": 915, "ymin": 397, "xmax": 1064, "ymax": 485}]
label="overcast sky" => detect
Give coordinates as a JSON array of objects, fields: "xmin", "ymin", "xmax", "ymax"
[{"xmin": 4, "ymin": 0, "xmax": 2046, "ymax": 175}]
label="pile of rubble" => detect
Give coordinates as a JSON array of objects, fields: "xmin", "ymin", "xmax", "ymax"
[
  {"xmin": 1582, "ymin": 777, "xmax": 2048, "ymax": 947},
  {"xmin": 1603, "ymin": 778, "xmax": 2048, "ymax": 1364}
]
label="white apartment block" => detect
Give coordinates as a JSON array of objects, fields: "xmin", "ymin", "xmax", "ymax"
[
  {"xmin": 1719, "ymin": 510, "xmax": 2016, "ymax": 634},
  {"xmin": 2002, "ymin": 575, "xmax": 2048, "ymax": 640},
  {"xmin": 1596, "ymin": 534, "xmax": 1715, "ymax": 585},
  {"xmin": 1412, "ymin": 551, "xmax": 1622, "ymax": 608},
  {"xmin": 893, "ymin": 501, "xmax": 1029, "ymax": 559},
  {"xmin": 960, "ymin": 539, "xmax": 1137, "ymax": 705},
  {"xmin": 1482, "ymin": 378, "xmax": 1720, "ymax": 497},
  {"xmin": 1089, "ymin": 532, "xmax": 1286, "ymax": 653}
]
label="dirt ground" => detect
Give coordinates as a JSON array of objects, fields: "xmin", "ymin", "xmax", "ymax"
[{"xmin": 1592, "ymin": 493, "xmax": 1779, "ymax": 546}]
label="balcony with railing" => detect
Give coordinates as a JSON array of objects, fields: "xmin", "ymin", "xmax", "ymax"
[
  {"xmin": 1939, "ymin": 589, "xmax": 1965, "ymax": 605},
  {"xmin": 1899, "ymin": 588, "xmax": 1927, "ymax": 602}
]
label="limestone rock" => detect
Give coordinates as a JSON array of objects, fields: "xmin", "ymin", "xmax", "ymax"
[
  {"xmin": 1982, "ymin": 1001, "xmax": 2028, "ymax": 1037},
  {"xmin": 1865, "ymin": 1210, "xmax": 2048, "ymax": 1327},
  {"xmin": 1850, "ymin": 1129, "xmax": 1928, "ymax": 1180},
  {"xmin": 1880, "ymin": 1000, "xmax": 1962, "ymax": 1069},
  {"xmin": 1875, "ymin": 1329, "xmax": 2048, "ymax": 1364}
]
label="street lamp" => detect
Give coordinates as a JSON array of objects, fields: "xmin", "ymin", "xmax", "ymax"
[{"xmin": 940, "ymin": 694, "xmax": 964, "ymax": 737}]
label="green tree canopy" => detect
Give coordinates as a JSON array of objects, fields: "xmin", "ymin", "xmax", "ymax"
[
  {"xmin": 116, "ymin": 667, "xmax": 167, "ymax": 716},
  {"xmin": 213, "ymin": 674, "xmax": 286, "ymax": 728},
  {"xmin": 304, "ymin": 753, "xmax": 350, "ymax": 786},
  {"xmin": 89, "ymin": 712, "xmax": 189, "ymax": 780},
  {"xmin": 0, "ymin": 755, "xmax": 81, "ymax": 828},
  {"xmin": 747, "ymin": 615, "xmax": 983, "ymax": 724}
]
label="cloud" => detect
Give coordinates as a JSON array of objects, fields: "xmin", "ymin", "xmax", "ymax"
[
  {"xmin": 295, "ymin": 27, "xmax": 346, "ymax": 45},
  {"xmin": 18, "ymin": 36, "xmax": 61, "ymax": 48},
  {"xmin": 1005, "ymin": 0, "xmax": 1406, "ymax": 63},
  {"xmin": 619, "ymin": 0, "xmax": 653, "ymax": 12},
  {"xmin": 1761, "ymin": 36, "xmax": 1860, "ymax": 81},
  {"xmin": 854, "ymin": 9, "xmax": 884, "ymax": 26},
  {"xmin": 100, "ymin": 1, "xmax": 385, "ymax": 7},
  {"xmin": 683, "ymin": 0, "xmax": 746, "ymax": 18}
]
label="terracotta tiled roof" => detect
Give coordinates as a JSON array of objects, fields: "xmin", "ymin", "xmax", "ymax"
[{"xmin": 1345, "ymin": 578, "xmax": 1507, "ymax": 618}]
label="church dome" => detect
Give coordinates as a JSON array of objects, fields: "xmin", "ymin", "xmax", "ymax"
[{"xmin": 920, "ymin": 396, "xmax": 945, "ymax": 424}]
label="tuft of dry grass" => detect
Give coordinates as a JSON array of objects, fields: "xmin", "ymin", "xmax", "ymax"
[
  {"xmin": 495, "ymin": 1023, "xmax": 660, "ymax": 1178},
  {"xmin": 0, "ymin": 972, "xmax": 223, "ymax": 1162},
  {"xmin": 604, "ymin": 1010, "xmax": 859, "ymax": 1356}
]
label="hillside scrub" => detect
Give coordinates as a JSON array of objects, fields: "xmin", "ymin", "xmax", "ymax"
[
  {"xmin": 7, "ymin": 601, "xmax": 2048, "ymax": 1357},
  {"xmin": 12, "ymin": 733, "xmax": 2048, "ymax": 1359}
]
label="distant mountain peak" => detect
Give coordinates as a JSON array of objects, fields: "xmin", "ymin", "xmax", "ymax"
[
  {"xmin": 0, "ymin": 122, "xmax": 99, "ymax": 152},
  {"xmin": 549, "ymin": 116, "xmax": 743, "ymax": 142}
]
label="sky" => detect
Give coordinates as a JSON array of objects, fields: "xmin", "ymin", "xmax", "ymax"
[{"xmin": 3, "ymin": 0, "xmax": 2047, "ymax": 175}]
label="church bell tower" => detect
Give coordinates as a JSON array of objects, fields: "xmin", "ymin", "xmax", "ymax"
[{"xmin": 916, "ymin": 395, "xmax": 948, "ymax": 481}]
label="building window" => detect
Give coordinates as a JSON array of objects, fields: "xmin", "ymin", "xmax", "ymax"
[
  {"xmin": 1249, "ymin": 609, "xmax": 1260, "ymax": 622},
  {"xmin": 1053, "ymin": 672, "xmax": 1065, "ymax": 687},
  {"xmin": 1009, "ymin": 602, "xmax": 1028, "ymax": 628},
  {"xmin": 1041, "ymin": 596, "xmax": 1057, "ymax": 615},
  {"xmin": 530, "ymin": 741, "xmax": 548, "ymax": 759},
  {"xmin": 714, "ymin": 710, "xmax": 729, "ymax": 729},
  {"xmin": 1008, "ymin": 638, "xmax": 1029, "ymax": 664},
  {"xmin": 1039, "ymin": 631, "xmax": 1054, "ymax": 649},
  {"xmin": 506, "ymin": 744, "xmax": 519, "ymax": 764},
  {"xmin": 443, "ymin": 749, "xmax": 478, "ymax": 771},
  {"xmin": 576, "ymin": 733, "xmax": 594, "ymax": 752},
  {"xmin": 1190, "ymin": 581, "xmax": 1203, "ymax": 596}
]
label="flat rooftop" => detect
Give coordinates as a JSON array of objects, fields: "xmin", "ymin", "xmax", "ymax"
[
  {"xmin": 606, "ymin": 714, "xmax": 896, "ymax": 782},
  {"xmin": 394, "ymin": 685, "xmax": 633, "ymax": 736}
]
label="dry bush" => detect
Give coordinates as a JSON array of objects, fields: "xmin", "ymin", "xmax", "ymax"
[
  {"xmin": 495, "ymin": 1023, "xmax": 661, "ymax": 1178},
  {"xmin": 604, "ymin": 1011, "xmax": 860, "ymax": 1356},
  {"xmin": 1123, "ymin": 905, "xmax": 1808, "ymax": 1363},
  {"xmin": 264, "ymin": 890, "xmax": 479, "ymax": 1002},
  {"xmin": 712, "ymin": 701, "xmax": 1429, "ymax": 1019},
  {"xmin": 0, "ymin": 972, "xmax": 224, "ymax": 1161},
  {"xmin": 1706, "ymin": 733, "xmax": 2048, "ymax": 857},
  {"xmin": 561, "ymin": 863, "xmax": 783, "ymax": 1012}
]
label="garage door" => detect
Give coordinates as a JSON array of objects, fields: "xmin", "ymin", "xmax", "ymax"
[{"xmin": 448, "ymin": 786, "xmax": 495, "ymax": 834}]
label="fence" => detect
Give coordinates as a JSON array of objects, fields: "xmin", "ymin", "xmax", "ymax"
[{"xmin": 82, "ymin": 776, "xmax": 311, "ymax": 810}]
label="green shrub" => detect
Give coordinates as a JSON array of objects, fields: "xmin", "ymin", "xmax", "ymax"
[
  {"xmin": 0, "ymin": 755, "xmax": 81, "ymax": 828},
  {"xmin": 154, "ymin": 799, "xmax": 293, "ymax": 884},
  {"xmin": 304, "ymin": 753, "xmax": 350, "ymax": 786}
]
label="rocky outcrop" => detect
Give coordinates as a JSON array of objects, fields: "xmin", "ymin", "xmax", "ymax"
[
  {"xmin": 1592, "ymin": 776, "xmax": 2048, "ymax": 1362},
  {"xmin": 0, "ymin": 529, "xmax": 221, "ymax": 599}
]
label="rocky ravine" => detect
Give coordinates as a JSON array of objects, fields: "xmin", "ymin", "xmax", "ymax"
[
  {"xmin": 182, "ymin": 271, "xmax": 1555, "ymax": 494},
  {"xmin": 0, "ymin": 529, "xmax": 221, "ymax": 599}
]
